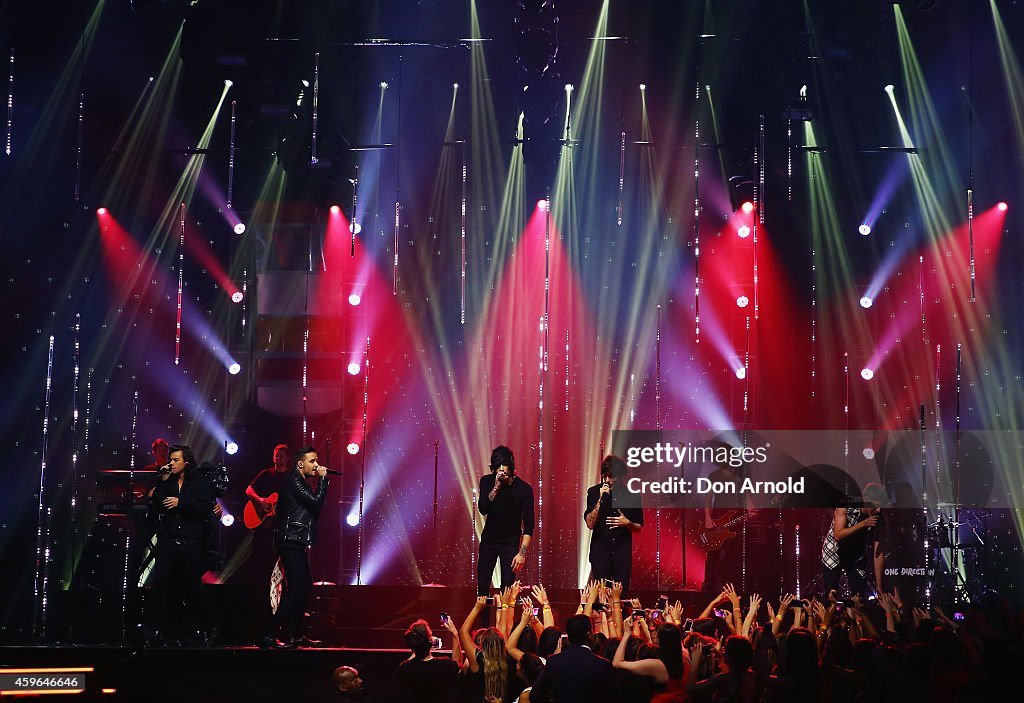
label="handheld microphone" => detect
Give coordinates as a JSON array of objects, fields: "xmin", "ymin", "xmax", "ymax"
[
  {"xmin": 157, "ymin": 464, "xmax": 172, "ymax": 474},
  {"xmin": 324, "ymin": 469, "xmax": 342, "ymax": 476}
]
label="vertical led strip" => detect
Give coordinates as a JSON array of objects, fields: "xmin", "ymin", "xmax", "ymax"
[
  {"xmin": 655, "ymin": 306, "xmax": 663, "ymax": 589},
  {"xmin": 356, "ymin": 336, "xmax": 370, "ymax": 585},
  {"xmin": 794, "ymin": 524, "xmax": 801, "ymax": 599},
  {"xmin": 349, "ymin": 169, "xmax": 358, "ymax": 257},
  {"xmin": 301, "ymin": 324, "xmax": 309, "ymax": 443},
  {"xmin": 810, "ymin": 246, "xmax": 817, "ymax": 398},
  {"xmin": 83, "ymin": 368, "xmax": 93, "ymax": 453},
  {"xmin": 537, "ymin": 195, "xmax": 552, "ymax": 580},
  {"xmin": 123, "ymin": 390, "xmax": 139, "ymax": 640},
  {"xmin": 74, "ymin": 91, "xmax": 84, "ymax": 202},
  {"xmin": 693, "ymin": 85, "xmax": 701, "ymax": 344},
  {"xmin": 920, "ymin": 403, "xmax": 931, "ymax": 609},
  {"xmin": 953, "ymin": 343, "xmax": 963, "ymax": 604},
  {"xmin": 967, "ymin": 189, "xmax": 975, "ymax": 302},
  {"xmin": 919, "ymin": 255, "xmax": 926, "ymax": 342},
  {"xmin": 787, "ymin": 116, "xmax": 793, "ymax": 200},
  {"xmin": 71, "ymin": 314, "xmax": 81, "ymax": 559},
  {"xmin": 227, "ymin": 100, "xmax": 237, "ymax": 209},
  {"xmin": 460, "ymin": 157, "xmax": 467, "ymax": 325},
  {"xmin": 174, "ymin": 203, "xmax": 184, "ymax": 365},
  {"xmin": 393, "ymin": 201, "xmax": 400, "ymax": 295},
  {"xmin": 5, "ymin": 48, "xmax": 12, "ymax": 156},
  {"xmin": 616, "ymin": 130, "xmax": 625, "ymax": 226},
  {"xmin": 758, "ymin": 115, "xmax": 765, "ymax": 224},
  {"xmin": 310, "ymin": 52, "xmax": 319, "ymax": 165},
  {"xmin": 33, "ymin": 335, "xmax": 55, "ymax": 640}
]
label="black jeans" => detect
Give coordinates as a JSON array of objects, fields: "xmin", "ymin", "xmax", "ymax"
[
  {"xmin": 269, "ymin": 546, "xmax": 312, "ymax": 639},
  {"xmin": 823, "ymin": 562, "xmax": 867, "ymax": 598},
  {"xmin": 589, "ymin": 543, "xmax": 634, "ymax": 593},
  {"xmin": 703, "ymin": 532, "xmax": 743, "ymax": 592},
  {"xmin": 149, "ymin": 538, "xmax": 204, "ymax": 641},
  {"xmin": 477, "ymin": 537, "xmax": 519, "ymax": 596}
]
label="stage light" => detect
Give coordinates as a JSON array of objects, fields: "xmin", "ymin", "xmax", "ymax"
[
  {"xmin": 226, "ymin": 441, "xmax": 239, "ymax": 455},
  {"xmin": 228, "ymin": 362, "xmax": 241, "ymax": 375},
  {"xmin": 220, "ymin": 513, "xmax": 235, "ymax": 527},
  {"xmin": 347, "ymin": 442, "xmax": 360, "ymax": 455},
  {"xmin": 736, "ymin": 295, "xmax": 749, "ymax": 308},
  {"xmin": 347, "ymin": 362, "xmax": 361, "ymax": 376},
  {"xmin": 96, "ymin": 207, "xmax": 108, "ymax": 216},
  {"xmin": 233, "ymin": 222, "xmax": 246, "ymax": 235},
  {"xmin": 862, "ymin": 447, "xmax": 876, "ymax": 460},
  {"xmin": 741, "ymin": 201, "xmax": 754, "ymax": 214},
  {"xmin": 380, "ymin": 81, "xmax": 388, "ymax": 89},
  {"xmin": 860, "ymin": 368, "xmax": 874, "ymax": 381},
  {"xmin": 736, "ymin": 367, "xmax": 746, "ymax": 380},
  {"xmin": 231, "ymin": 291, "xmax": 244, "ymax": 304},
  {"xmin": 330, "ymin": 204, "xmax": 341, "ymax": 215},
  {"xmin": 884, "ymin": 84, "xmax": 894, "ymax": 94},
  {"xmin": 537, "ymin": 198, "xmax": 549, "ymax": 211},
  {"xmin": 348, "ymin": 293, "xmax": 361, "ymax": 306},
  {"xmin": 858, "ymin": 224, "xmax": 871, "ymax": 236},
  {"xmin": 565, "ymin": 83, "xmax": 574, "ymax": 93},
  {"xmin": 453, "ymin": 83, "xmax": 459, "ymax": 89},
  {"xmin": 737, "ymin": 225, "xmax": 751, "ymax": 238},
  {"xmin": 346, "ymin": 513, "xmax": 360, "ymax": 527},
  {"xmin": 997, "ymin": 201, "xmax": 1009, "ymax": 212},
  {"xmin": 859, "ymin": 296, "xmax": 873, "ymax": 309},
  {"xmin": 224, "ymin": 79, "xmax": 233, "ymax": 88},
  {"xmin": 639, "ymin": 83, "xmax": 646, "ymax": 91},
  {"xmin": 350, "ymin": 222, "xmax": 362, "ymax": 235}
]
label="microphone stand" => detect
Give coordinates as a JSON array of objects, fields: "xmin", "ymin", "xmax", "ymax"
[{"xmin": 424, "ymin": 441, "xmax": 445, "ymax": 587}]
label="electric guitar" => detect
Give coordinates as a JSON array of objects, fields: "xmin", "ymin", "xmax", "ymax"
[
  {"xmin": 243, "ymin": 492, "xmax": 279, "ymax": 529},
  {"xmin": 698, "ymin": 492, "xmax": 786, "ymax": 551},
  {"xmin": 698, "ymin": 510, "xmax": 752, "ymax": 551}
]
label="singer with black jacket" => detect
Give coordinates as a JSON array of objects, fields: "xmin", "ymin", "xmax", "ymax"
[
  {"xmin": 584, "ymin": 455, "xmax": 643, "ymax": 593},
  {"xmin": 261, "ymin": 445, "xmax": 332, "ymax": 648},
  {"xmin": 149, "ymin": 444, "xmax": 215, "ymax": 645}
]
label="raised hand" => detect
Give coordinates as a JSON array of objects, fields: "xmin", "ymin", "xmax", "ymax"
[
  {"xmin": 766, "ymin": 602, "xmax": 776, "ymax": 622},
  {"xmin": 891, "ymin": 587, "xmax": 904, "ymax": 610},
  {"xmin": 723, "ymin": 582, "xmax": 740, "ymax": 608},
  {"xmin": 520, "ymin": 597, "xmax": 534, "ymax": 624},
  {"xmin": 877, "ymin": 592, "xmax": 894, "ymax": 614},
  {"xmin": 778, "ymin": 593, "xmax": 795, "ymax": 613},
  {"xmin": 630, "ymin": 598, "xmax": 642, "ymax": 610},
  {"xmin": 668, "ymin": 599, "xmax": 684, "ymax": 624},
  {"xmin": 748, "ymin": 593, "xmax": 762, "ymax": 617},
  {"xmin": 531, "ymin": 583, "xmax": 549, "ymax": 606},
  {"xmin": 610, "ymin": 581, "xmax": 623, "ymax": 601},
  {"xmin": 510, "ymin": 580, "xmax": 522, "ymax": 603}
]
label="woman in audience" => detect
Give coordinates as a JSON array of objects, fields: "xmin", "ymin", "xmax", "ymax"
[
  {"xmin": 516, "ymin": 652, "xmax": 544, "ymax": 702},
  {"xmin": 460, "ymin": 595, "xmax": 523, "ymax": 702},
  {"xmin": 613, "ymin": 617, "xmax": 688, "ymax": 701}
]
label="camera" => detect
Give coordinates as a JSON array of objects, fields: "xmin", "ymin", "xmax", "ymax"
[{"xmin": 440, "ymin": 611, "xmax": 450, "ymax": 625}]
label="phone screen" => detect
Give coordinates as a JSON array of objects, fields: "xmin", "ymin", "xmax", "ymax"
[{"xmin": 440, "ymin": 611, "xmax": 450, "ymax": 624}]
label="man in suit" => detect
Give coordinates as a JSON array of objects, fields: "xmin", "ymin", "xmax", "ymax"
[{"xmin": 530, "ymin": 614, "xmax": 619, "ymax": 702}]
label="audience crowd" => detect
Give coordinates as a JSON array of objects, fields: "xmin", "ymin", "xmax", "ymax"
[{"xmin": 388, "ymin": 580, "xmax": 1023, "ymax": 702}]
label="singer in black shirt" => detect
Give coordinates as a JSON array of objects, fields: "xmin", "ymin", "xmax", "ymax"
[
  {"xmin": 148, "ymin": 444, "xmax": 214, "ymax": 645},
  {"xmin": 477, "ymin": 445, "xmax": 534, "ymax": 596},
  {"xmin": 584, "ymin": 455, "xmax": 644, "ymax": 592}
]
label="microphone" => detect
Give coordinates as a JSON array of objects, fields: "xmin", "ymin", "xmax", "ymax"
[
  {"xmin": 323, "ymin": 469, "xmax": 342, "ymax": 476},
  {"xmin": 157, "ymin": 464, "xmax": 172, "ymax": 474}
]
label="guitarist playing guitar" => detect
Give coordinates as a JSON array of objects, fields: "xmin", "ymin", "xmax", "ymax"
[
  {"xmin": 701, "ymin": 443, "xmax": 756, "ymax": 591},
  {"xmin": 245, "ymin": 444, "xmax": 291, "ymax": 529}
]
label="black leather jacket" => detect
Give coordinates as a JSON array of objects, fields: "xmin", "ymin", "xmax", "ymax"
[{"xmin": 274, "ymin": 468, "xmax": 329, "ymax": 550}]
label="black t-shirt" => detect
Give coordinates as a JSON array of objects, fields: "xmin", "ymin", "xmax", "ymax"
[
  {"xmin": 394, "ymin": 657, "xmax": 459, "ymax": 703},
  {"xmin": 585, "ymin": 483, "xmax": 644, "ymax": 554},
  {"xmin": 463, "ymin": 652, "xmax": 523, "ymax": 703},
  {"xmin": 478, "ymin": 474, "xmax": 535, "ymax": 543},
  {"xmin": 838, "ymin": 508, "xmax": 884, "ymax": 565},
  {"xmin": 706, "ymin": 467, "xmax": 745, "ymax": 511}
]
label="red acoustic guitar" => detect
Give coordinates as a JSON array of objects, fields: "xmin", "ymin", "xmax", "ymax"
[{"xmin": 243, "ymin": 492, "xmax": 279, "ymax": 529}]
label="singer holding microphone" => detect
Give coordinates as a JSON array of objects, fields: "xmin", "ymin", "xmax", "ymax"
[
  {"xmin": 148, "ymin": 444, "xmax": 215, "ymax": 645},
  {"xmin": 585, "ymin": 455, "xmax": 643, "ymax": 593},
  {"xmin": 477, "ymin": 445, "xmax": 534, "ymax": 598},
  {"xmin": 261, "ymin": 445, "xmax": 337, "ymax": 648}
]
